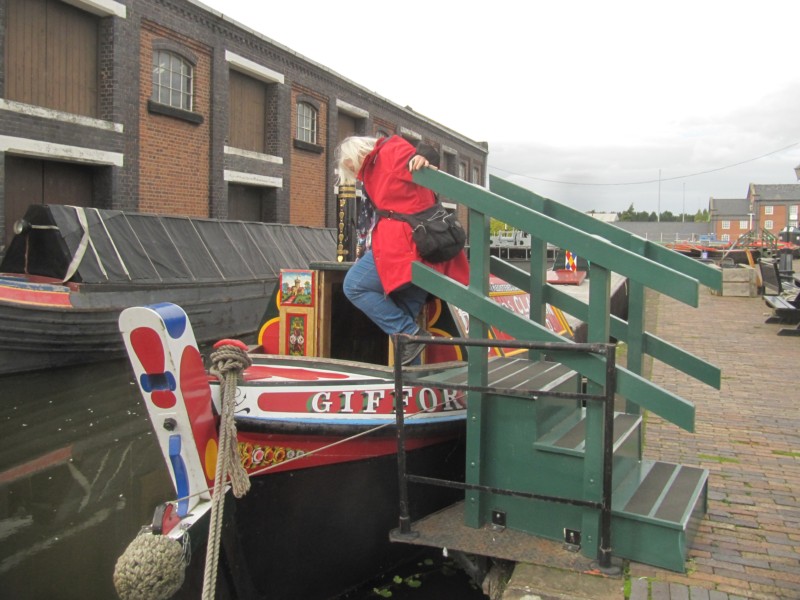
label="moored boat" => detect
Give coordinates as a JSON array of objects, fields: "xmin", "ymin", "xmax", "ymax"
[
  {"xmin": 0, "ymin": 204, "xmax": 335, "ymax": 376},
  {"xmin": 118, "ymin": 301, "xmax": 467, "ymax": 599},
  {"xmin": 665, "ymin": 240, "xmax": 763, "ymax": 264},
  {"xmin": 114, "ymin": 262, "xmax": 576, "ymax": 599}
]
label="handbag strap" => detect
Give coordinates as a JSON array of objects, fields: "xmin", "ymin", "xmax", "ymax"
[{"xmin": 375, "ymin": 209, "xmax": 415, "ymax": 224}]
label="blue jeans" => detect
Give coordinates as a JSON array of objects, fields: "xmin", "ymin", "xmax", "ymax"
[{"xmin": 343, "ymin": 251, "xmax": 428, "ymax": 336}]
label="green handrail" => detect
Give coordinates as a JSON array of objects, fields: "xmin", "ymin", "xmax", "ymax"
[{"xmin": 408, "ymin": 168, "xmax": 721, "ymax": 432}]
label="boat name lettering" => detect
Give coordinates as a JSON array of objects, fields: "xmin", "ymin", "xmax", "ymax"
[{"xmin": 308, "ymin": 387, "xmax": 464, "ymax": 414}]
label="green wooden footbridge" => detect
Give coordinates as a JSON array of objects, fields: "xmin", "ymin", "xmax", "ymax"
[{"xmin": 391, "ymin": 170, "xmax": 722, "ymax": 573}]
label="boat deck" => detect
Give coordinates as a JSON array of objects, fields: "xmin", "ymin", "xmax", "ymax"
[{"xmin": 390, "ymin": 501, "xmax": 604, "ymax": 572}]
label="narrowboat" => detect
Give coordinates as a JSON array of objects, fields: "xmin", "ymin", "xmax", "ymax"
[
  {"xmin": 0, "ymin": 204, "xmax": 335, "ymax": 376},
  {"xmin": 115, "ymin": 263, "xmax": 574, "ymax": 599}
]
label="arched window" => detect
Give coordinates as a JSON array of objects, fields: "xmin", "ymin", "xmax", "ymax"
[
  {"xmin": 296, "ymin": 102, "xmax": 318, "ymax": 144},
  {"xmin": 472, "ymin": 166, "xmax": 482, "ymax": 186},
  {"xmin": 152, "ymin": 50, "xmax": 193, "ymax": 111}
]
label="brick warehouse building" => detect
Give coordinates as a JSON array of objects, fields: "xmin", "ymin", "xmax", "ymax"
[{"xmin": 0, "ymin": 0, "xmax": 488, "ymax": 250}]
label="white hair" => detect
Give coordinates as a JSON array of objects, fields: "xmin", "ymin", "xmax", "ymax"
[{"xmin": 335, "ymin": 136, "xmax": 378, "ymax": 185}]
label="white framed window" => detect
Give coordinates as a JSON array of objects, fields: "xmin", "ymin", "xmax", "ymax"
[
  {"xmin": 458, "ymin": 162, "xmax": 467, "ymax": 180},
  {"xmin": 296, "ymin": 102, "xmax": 317, "ymax": 144},
  {"xmin": 790, "ymin": 205, "xmax": 798, "ymax": 219},
  {"xmin": 764, "ymin": 205, "xmax": 774, "ymax": 215},
  {"xmin": 738, "ymin": 220, "xmax": 748, "ymax": 229},
  {"xmin": 721, "ymin": 234, "xmax": 730, "ymax": 242},
  {"xmin": 721, "ymin": 220, "xmax": 730, "ymax": 230},
  {"xmin": 152, "ymin": 50, "xmax": 193, "ymax": 111},
  {"xmin": 765, "ymin": 219, "xmax": 774, "ymax": 230},
  {"xmin": 472, "ymin": 166, "xmax": 481, "ymax": 185}
]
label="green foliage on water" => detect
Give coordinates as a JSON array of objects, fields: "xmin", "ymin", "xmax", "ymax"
[{"xmin": 368, "ymin": 557, "xmax": 466, "ymax": 598}]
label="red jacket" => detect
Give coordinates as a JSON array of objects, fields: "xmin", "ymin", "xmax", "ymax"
[{"xmin": 358, "ymin": 136, "xmax": 470, "ymax": 294}]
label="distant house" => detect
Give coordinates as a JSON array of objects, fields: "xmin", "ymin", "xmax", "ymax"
[
  {"xmin": 709, "ymin": 197, "xmax": 752, "ymax": 242},
  {"xmin": 710, "ymin": 185, "xmax": 800, "ymax": 243},
  {"xmin": 747, "ymin": 184, "xmax": 800, "ymax": 237}
]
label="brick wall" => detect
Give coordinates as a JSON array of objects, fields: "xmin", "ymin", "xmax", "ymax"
[
  {"xmin": 138, "ymin": 20, "xmax": 211, "ymax": 217},
  {"xmin": 290, "ymin": 86, "xmax": 328, "ymax": 227}
]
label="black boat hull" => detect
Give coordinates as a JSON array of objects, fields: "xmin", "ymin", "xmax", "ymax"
[
  {"xmin": 0, "ymin": 279, "xmax": 277, "ymax": 375},
  {"xmin": 174, "ymin": 437, "xmax": 466, "ymax": 600}
]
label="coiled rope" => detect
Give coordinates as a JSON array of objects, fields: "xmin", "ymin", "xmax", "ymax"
[{"xmin": 202, "ymin": 342, "xmax": 252, "ymax": 600}]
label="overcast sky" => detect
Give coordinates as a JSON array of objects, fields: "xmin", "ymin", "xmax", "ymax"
[{"xmin": 198, "ymin": 0, "xmax": 800, "ymax": 215}]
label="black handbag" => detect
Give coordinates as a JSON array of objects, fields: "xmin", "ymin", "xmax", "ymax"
[{"xmin": 377, "ymin": 204, "xmax": 466, "ymax": 263}]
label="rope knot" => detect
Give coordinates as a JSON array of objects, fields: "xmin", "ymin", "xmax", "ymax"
[{"xmin": 209, "ymin": 344, "xmax": 252, "ymax": 379}]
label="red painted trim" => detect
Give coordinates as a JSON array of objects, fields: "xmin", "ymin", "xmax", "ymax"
[
  {"xmin": 237, "ymin": 433, "xmax": 450, "ymax": 476},
  {"xmin": 0, "ymin": 283, "xmax": 72, "ymax": 307}
]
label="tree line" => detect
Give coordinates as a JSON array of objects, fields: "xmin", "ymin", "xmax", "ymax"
[
  {"xmin": 615, "ymin": 204, "xmax": 710, "ymax": 222},
  {"xmin": 490, "ymin": 205, "xmax": 710, "ymax": 234}
]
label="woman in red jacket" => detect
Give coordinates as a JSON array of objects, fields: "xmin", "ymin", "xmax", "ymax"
[{"xmin": 336, "ymin": 135, "xmax": 469, "ymax": 364}]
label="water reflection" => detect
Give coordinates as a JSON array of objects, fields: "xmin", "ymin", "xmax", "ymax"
[{"xmin": 0, "ymin": 359, "xmax": 173, "ymax": 599}]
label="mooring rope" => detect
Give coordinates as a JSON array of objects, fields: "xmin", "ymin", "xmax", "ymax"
[{"xmin": 201, "ymin": 343, "xmax": 252, "ymax": 600}]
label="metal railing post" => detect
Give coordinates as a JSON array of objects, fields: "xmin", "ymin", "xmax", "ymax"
[
  {"xmin": 392, "ymin": 333, "xmax": 413, "ymax": 535},
  {"xmin": 598, "ymin": 343, "xmax": 616, "ymax": 569}
]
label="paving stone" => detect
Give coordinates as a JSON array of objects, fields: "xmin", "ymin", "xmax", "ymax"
[
  {"xmin": 629, "ymin": 578, "xmax": 648, "ymax": 600},
  {"xmin": 689, "ymin": 586, "xmax": 710, "ymax": 599},
  {"xmin": 651, "ymin": 581, "xmax": 670, "ymax": 600},
  {"xmin": 670, "ymin": 582, "xmax": 690, "ymax": 600}
]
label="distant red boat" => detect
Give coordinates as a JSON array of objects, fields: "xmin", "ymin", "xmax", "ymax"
[{"xmin": 666, "ymin": 235, "xmax": 799, "ymax": 263}]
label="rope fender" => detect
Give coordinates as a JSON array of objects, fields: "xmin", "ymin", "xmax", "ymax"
[{"xmin": 113, "ymin": 530, "xmax": 188, "ymax": 600}]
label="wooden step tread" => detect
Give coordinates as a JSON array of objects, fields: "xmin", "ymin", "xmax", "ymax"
[
  {"xmin": 615, "ymin": 460, "xmax": 707, "ymax": 527},
  {"xmin": 535, "ymin": 411, "xmax": 641, "ymax": 455},
  {"xmin": 422, "ymin": 356, "xmax": 576, "ymax": 393}
]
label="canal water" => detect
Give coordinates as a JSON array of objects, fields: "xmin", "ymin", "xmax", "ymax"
[
  {"xmin": 0, "ymin": 359, "xmax": 486, "ymax": 600},
  {"xmin": 0, "ymin": 359, "xmax": 172, "ymax": 599}
]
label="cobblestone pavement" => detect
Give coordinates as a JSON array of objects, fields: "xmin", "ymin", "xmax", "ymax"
[{"xmin": 627, "ymin": 284, "xmax": 800, "ymax": 599}]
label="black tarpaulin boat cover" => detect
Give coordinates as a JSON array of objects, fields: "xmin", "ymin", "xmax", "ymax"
[{"xmin": 1, "ymin": 205, "xmax": 337, "ymax": 284}]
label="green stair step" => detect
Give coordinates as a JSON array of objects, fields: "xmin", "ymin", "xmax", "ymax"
[
  {"xmin": 536, "ymin": 411, "xmax": 641, "ymax": 455},
  {"xmin": 534, "ymin": 410, "xmax": 643, "ymax": 494},
  {"xmin": 611, "ymin": 459, "xmax": 709, "ymax": 572},
  {"xmin": 418, "ymin": 356, "xmax": 576, "ymax": 392}
]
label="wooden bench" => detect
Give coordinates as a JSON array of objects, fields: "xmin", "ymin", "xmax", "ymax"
[
  {"xmin": 758, "ymin": 260, "xmax": 800, "ymax": 334},
  {"xmin": 759, "ymin": 258, "xmax": 796, "ymax": 294}
]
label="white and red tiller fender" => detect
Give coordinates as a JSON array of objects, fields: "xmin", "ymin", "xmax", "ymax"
[{"xmin": 119, "ymin": 303, "xmax": 218, "ymax": 531}]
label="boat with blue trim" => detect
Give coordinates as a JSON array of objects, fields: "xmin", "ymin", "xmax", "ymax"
[{"xmin": 114, "ymin": 261, "xmax": 574, "ymax": 599}]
